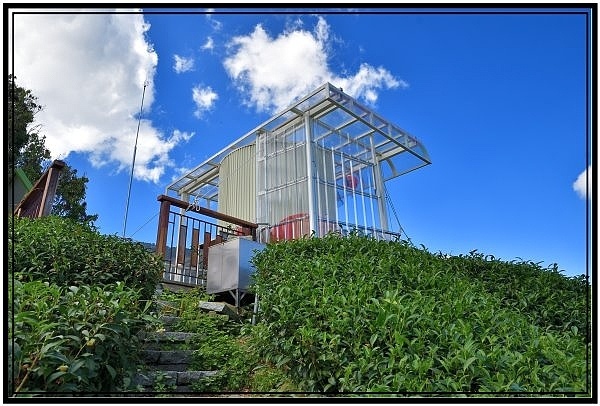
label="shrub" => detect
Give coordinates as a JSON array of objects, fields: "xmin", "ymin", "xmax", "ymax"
[
  {"xmin": 9, "ymin": 216, "xmax": 163, "ymax": 301},
  {"xmin": 189, "ymin": 321, "xmax": 256, "ymax": 392},
  {"xmin": 251, "ymin": 234, "xmax": 590, "ymax": 394},
  {"xmin": 153, "ymin": 288, "xmax": 256, "ymax": 392},
  {"xmin": 442, "ymin": 251, "xmax": 590, "ymax": 342},
  {"xmin": 8, "ymin": 278, "xmax": 155, "ymax": 394},
  {"xmin": 7, "ymin": 215, "xmax": 163, "ymax": 394}
]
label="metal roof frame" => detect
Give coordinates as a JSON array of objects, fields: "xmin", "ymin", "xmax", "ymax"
[{"xmin": 166, "ymin": 82, "xmax": 431, "ymax": 203}]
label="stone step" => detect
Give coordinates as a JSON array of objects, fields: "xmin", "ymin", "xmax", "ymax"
[
  {"xmin": 199, "ymin": 301, "xmax": 241, "ymax": 321},
  {"xmin": 155, "ymin": 300, "xmax": 179, "ymax": 314},
  {"xmin": 132, "ymin": 370, "xmax": 218, "ymax": 390},
  {"xmin": 160, "ymin": 315, "xmax": 181, "ymax": 327},
  {"xmin": 151, "ymin": 364, "xmax": 190, "ymax": 372},
  {"xmin": 159, "ymin": 280, "xmax": 200, "ymax": 294},
  {"xmin": 134, "ymin": 295, "xmax": 229, "ymax": 394},
  {"xmin": 141, "ymin": 331, "xmax": 196, "ymax": 343},
  {"xmin": 141, "ymin": 349, "xmax": 193, "ymax": 366}
]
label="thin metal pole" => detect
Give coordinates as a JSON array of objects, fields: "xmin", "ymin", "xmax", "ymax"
[
  {"xmin": 123, "ymin": 80, "xmax": 148, "ymax": 238},
  {"xmin": 252, "ymin": 293, "xmax": 259, "ymax": 325},
  {"xmin": 374, "ymin": 156, "xmax": 389, "ymax": 232},
  {"xmin": 304, "ymin": 114, "xmax": 317, "ymax": 235},
  {"xmin": 331, "ymin": 147, "xmax": 339, "ymax": 229}
]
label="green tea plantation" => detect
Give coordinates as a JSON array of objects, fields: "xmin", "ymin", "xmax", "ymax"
[{"xmin": 250, "ymin": 233, "xmax": 590, "ymax": 394}]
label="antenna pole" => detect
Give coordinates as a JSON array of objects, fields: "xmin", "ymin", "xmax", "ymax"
[{"xmin": 122, "ymin": 80, "xmax": 148, "ymax": 238}]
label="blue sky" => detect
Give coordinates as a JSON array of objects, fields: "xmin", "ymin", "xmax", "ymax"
[{"xmin": 11, "ymin": 7, "xmax": 592, "ymax": 277}]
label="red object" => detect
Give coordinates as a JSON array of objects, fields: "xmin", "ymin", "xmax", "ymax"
[
  {"xmin": 270, "ymin": 213, "xmax": 309, "ymax": 242},
  {"xmin": 269, "ymin": 213, "xmax": 342, "ymax": 242},
  {"xmin": 345, "ymin": 174, "xmax": 359, "ymax": 189},
  {"xmin": 235, "ymin": 225, "xmax": 250, "ymax": 236}
]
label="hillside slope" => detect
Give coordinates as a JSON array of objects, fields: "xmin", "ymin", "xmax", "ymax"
[{"xmin": 251, "ymin": 233, "xmax": 590, "ymax": 394}]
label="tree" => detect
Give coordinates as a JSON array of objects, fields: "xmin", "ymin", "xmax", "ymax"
[
  {"xmin": 52, "ymin": 165, "xmax": 98, "ymax": 224},
  {"xmin": 8, "ymin": 75, "xmax": 98, "ymax": 224},
  {"xmin": 7, "ymin": 74, "xmax": 42, "ymax": 173},
  {"xmin": 16, "ymin": 132, "xmax": 51, "ymax": 183}
]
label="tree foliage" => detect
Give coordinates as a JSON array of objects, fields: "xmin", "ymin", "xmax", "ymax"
[
  {"xmin": 8, "ymin": 74, "xmax": 97, "ymax": 224},
  {"xmin": 52, "ymin": 165, "xmax": 97, "ymax": 224},
  {"xmin": 8, "ymin": 74, "xmax": 43, "ymax": 173}
]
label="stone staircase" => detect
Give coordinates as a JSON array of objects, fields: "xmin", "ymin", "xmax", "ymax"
[{"xmin": 132, "ymin": 302, "xmax": 218, "ymax": 393}]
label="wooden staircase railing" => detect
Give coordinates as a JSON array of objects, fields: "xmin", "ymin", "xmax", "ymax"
[{"xmin": 155, "ymin": 194, "xmax": 259, "ymax": 287}]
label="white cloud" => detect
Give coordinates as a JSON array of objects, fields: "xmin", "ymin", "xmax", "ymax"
[
  {"xmin": 573, "ymin": 166, "xmax": 591, "ymax": 200},
  {"xmin": 336, "ymin": 64, "xmax": 405, "ymax": 104},
  {"xmin": 173, "ymin": 54, "xmax": 194, "ymax": 73},
  {"xmin": 171, "ymin": 165, "xmax": 192, "ymax": 182},
  {"xmin": 205, "ymin": 9, "xmax": 222, "ymax": 31},
  {"xmin": 192, "ymin": 85, "xmax": 218, "ymax": 118},
  {"xmin": 223, "ymin": 16, "xmax": 405, "ymax": 113},
  {"xmin": 201, "ymin": 36, "xmax": 214, "ymax": 51},
  {"xmin": 12, "ymin": 13, "xmax": 193, "ymax": 183}
]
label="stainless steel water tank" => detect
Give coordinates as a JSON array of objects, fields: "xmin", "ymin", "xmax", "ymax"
[{"xmin": 206, "ymin": 237, "xmax": 265, "ymax": 294}]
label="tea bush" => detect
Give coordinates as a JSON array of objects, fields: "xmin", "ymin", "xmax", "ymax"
[
  {"xmin": 442, "ymin": 251, "xmax": 590, "ymax": 342},
  {"xmin": 8, "ymin": 278, "xmax": 155, "ymax": 394},
  {"xmin": 7, "ymin": 215, "xmax": 163, "ymax": 394},
  {"xmin": 9, "ymin": 216, "xmax": 163, "ymax": 301},
  {"xmin": 251, "ymin": 234, "xmax": 590, "ymax": 394}
]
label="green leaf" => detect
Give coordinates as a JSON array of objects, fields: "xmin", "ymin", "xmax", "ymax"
[
  {"xmin": 509, "ymin": 383, "xmax": 525, "ymax": 392},
  {"xmin": 10, "ymin": 341, "xmax": 22, "ymax": 359},
  {"xmin": 99, "ymin": 325, "xmax": 121, "ymax": 335},
  {"xmin": 47, "ymin": 371, "xmax": 68, "ymax": 382},
  {"xmin": 40, "ymin": 339, "xmax": 66, "ymax": 354},
  {"xmin": 105, "ymin": 364, "xmax": 116, "ymax": 379},
  {"xmin": 462, "ymin": 356, "xmax": 477, "ymax": 372},
  {"xmin": 43, "ymin": 351, "xmax": 69, "ymax": 364},
  {"xmin": 69, "ymin": 359, "xmax": 86, "ymax": 374}
]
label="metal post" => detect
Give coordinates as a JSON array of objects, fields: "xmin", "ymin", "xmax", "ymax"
[
  {"xmin": 374, "ymin": 158, "xmax": 389, "ymax": 232},
  {"xmin": 304, "ymin": 114, "xmax": 317, "ymax": 235},
  {"xmin": 368, "ymin": 136, "xmax": 378, "ymax": 236},
  {"xmin": 331, "ymin": 147, "xmax": 339, "ymax": 229},
  {"xmin": 341, "ymin": 152, "xmax": 349, "ymax": 231},
  {"xmin": 252, "ymin": 294, "xmax": 259, "ymax": 325}
]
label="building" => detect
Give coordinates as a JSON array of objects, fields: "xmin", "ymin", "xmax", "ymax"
[{"xmin": 166, "ymin": 82, "xmax": 431, "ymax": 244}]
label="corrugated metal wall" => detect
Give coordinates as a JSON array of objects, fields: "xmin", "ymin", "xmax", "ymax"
[{"xmin": 218, "ymin": 144, "xmax": 256, "ymax": 227}]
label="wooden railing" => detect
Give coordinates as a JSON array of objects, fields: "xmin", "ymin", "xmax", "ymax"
[
  {"xmin": 155, "ymin": 194, "xmax": 259, "ymax": 286},
  {"xmin": 13, "ymin": 160, "xmax": 65, "ymax": 218}
]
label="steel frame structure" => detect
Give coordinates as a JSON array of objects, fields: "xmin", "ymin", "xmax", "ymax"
[{"xmin": 166, "ymin": 82, "xmax": 431, "ymax": 242}]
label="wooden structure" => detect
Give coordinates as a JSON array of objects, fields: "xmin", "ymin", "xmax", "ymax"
[
  {"xmin": 13, "ymin": 160, "xmax": 65, "ymax": 218},
  {"xmin": 9, "ymin": 167, "xmax": 34, "ymax": 212}
]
